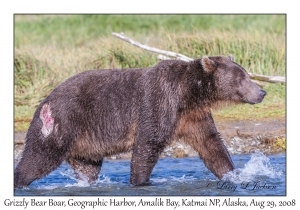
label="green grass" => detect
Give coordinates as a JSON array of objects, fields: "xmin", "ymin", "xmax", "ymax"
[
  {"xmin": 14, "ymin": 14, "xmax": 286, "ymax": 131},
  {"xmin": 14, "ymin": 15, "xmax": 285, "ymax": 46}
]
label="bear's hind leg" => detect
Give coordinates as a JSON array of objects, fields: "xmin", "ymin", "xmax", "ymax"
[
  {"xmin": 14, "ymin": 135, "xmax": 72, "ymax": 188},
  {"xmin": 14, "ymin": 103, "xmax": 77, "ymax": 188},
  {"xmin": 14, "ymin": 151, "xmax": 66, "ymax": 188},
  {"xmin": 67, "ymin": 157, "xmax": 103, "ymax": 184}
]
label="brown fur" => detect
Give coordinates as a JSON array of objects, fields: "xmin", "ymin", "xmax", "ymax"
[
  {"xmin": 14, "ymin": 55, "xmax": 266, "ymax": 188},
  {"xmin": 69, "ymin": 123, "xmax": 137, "ymax": 162}
]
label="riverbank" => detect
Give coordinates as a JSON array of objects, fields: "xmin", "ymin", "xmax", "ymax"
[{"xmin": 14, "ymin": 119, "xmax": 286, "ymax": 163}]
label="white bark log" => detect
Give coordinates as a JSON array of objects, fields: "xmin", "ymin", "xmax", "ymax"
[
  {"xmin": 248, "ymin": 73, "xmax": 285, "ymax": 83},
  {"xmin": 112, "ymin": 32, "xmax": 193, "ymax": 62}
]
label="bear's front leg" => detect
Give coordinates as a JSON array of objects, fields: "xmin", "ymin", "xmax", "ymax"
[
  {"xmin": 130, "ymin": 82, "xmax": 178, "ymax": 185},
  {"xmin": 129, "ymin": 117, "xmax": 176, "ymax": 185},
  {"xmin": 191, "ymin": 113, "xmax": 235, "ymax": 179},
  {"xmin": 130, "ymin": 140, "xmax": 164, "ymax": 186},
  {"xmin": 199, "ymin": 132, "xmax": 235, "ymax": 179}
]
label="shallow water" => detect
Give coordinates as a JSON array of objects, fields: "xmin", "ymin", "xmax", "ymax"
[{"xmin": 15, "ymin": 152, "xmax": 285, "ymax": 196}]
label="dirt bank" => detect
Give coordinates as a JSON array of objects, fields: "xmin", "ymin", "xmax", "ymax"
[{"xmin": 14, "ymin": 119, "xmax": 286, "ymax": 163}]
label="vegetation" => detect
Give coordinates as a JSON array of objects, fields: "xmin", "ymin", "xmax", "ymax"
[
  {"xmin": 14, "ymin": 14, "xmax": 286, "ymax": 131},
  {"xmin": 273, "ymin": 136, "xmax": 286, "ymax": 151}
]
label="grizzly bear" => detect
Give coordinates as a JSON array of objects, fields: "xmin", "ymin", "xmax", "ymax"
[{"xmin": 14, "ymin": 55, "xmax": 266, "ymax": 188}]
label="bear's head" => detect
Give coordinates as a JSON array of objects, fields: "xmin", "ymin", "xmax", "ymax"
[{"xmin": 200, "ymin": 55, "xmax": 266, "ymax": 105}]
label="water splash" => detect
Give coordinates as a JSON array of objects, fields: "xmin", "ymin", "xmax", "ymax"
[
  {"xmin": 151, "ymin": 175, "xmax": 198, "ymax": 184},
  {"xmin": 95, "ymin": 175, "xmax": 114, "ymax": 184},
  {"xmin": 223, "ymin": 151, "xmax": 283, "ymax": 184},
  {"xmin": 59, "ymin": 169, "xmax": 76, "ymax": 181}
]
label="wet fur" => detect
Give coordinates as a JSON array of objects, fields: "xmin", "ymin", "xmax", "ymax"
[{"xmin": 14, "ymin": 56, "xmax": 266, "ymax": 188}]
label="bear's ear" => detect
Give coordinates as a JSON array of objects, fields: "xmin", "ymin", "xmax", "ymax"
[
  {"xmin": 201, "ymin": 56, "xmax": 216, "ymax": 73},
  {"xmin": 228, "ymin": 54, "xmax": 234, "ymax": 61}
]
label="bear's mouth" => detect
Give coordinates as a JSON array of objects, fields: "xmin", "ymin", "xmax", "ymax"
[
  {"xmin": 238, "ymin": 95, "xmax": 260, "ymax": 105},
  {"xmin": 241, "ymin": 96, "xmax": 265, "ymax": 105},
  {"xmin": 247, "ymin": 101, "xmax": 256, "ymax": 105}
]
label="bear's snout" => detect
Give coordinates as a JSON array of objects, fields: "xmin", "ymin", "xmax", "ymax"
[
  {"xmin": 257, "ymin": 89, "xmax": 267, "ymax": 103},
  {"xmin": 260, "ymin": 89, "xmax": 267, "ymax": 98},
  {"xmin": 238, "ymin": 86, "xmax": 267, "ymax": 105},
  {"xmin": 251, "ymin": 89, "xmax": 267, "ymax": 104}
]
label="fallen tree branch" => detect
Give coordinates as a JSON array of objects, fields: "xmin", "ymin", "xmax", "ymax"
[
  {"xmin": 112, "ymin": 32, "xmax": 285, "ymax": 84},
  {"xmin": 157, "ymin": 54, "xmax": 172, "ymax": 60},
  {"xmin": 248, "ymin": 73, "xmax": 285, "ymax": 83},
  {"xmin": 112, "ymin": 32, "xmax": 193, "ymax": 62}
]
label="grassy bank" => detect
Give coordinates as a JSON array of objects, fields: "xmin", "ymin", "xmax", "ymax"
[{"xmin": 14, "ymin": 15, "xmax": 286, "ymax": 131}]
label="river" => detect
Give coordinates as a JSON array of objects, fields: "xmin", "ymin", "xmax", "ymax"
[{"xmin": 14, "ymin": 151, "xmax": 285, "ymax": 196}]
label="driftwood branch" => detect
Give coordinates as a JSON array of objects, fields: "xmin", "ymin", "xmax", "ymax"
[
  {"xmin": 112, "ymin": 32, "xmax": 193, "ymax": 62},
  {"xmin": 112, "ymin": 32, "xmax": 285, "ymax": 84},
  {"xmin": 248, "ymin": 73, "xmax": 285, "ymax": 83},
  {"xmin": 157, "ymin": 54, "xmax": 172, "ymax": 60}
]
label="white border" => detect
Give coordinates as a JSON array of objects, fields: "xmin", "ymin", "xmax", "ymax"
[{"xmin": 2, "ymin": 0, "xmax": 298, "ymax": 209}]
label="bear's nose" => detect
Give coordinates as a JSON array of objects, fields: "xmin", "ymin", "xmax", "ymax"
[{"xmin": 260, "ymin": 90, "xmax": 267, "ymax": 97}]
